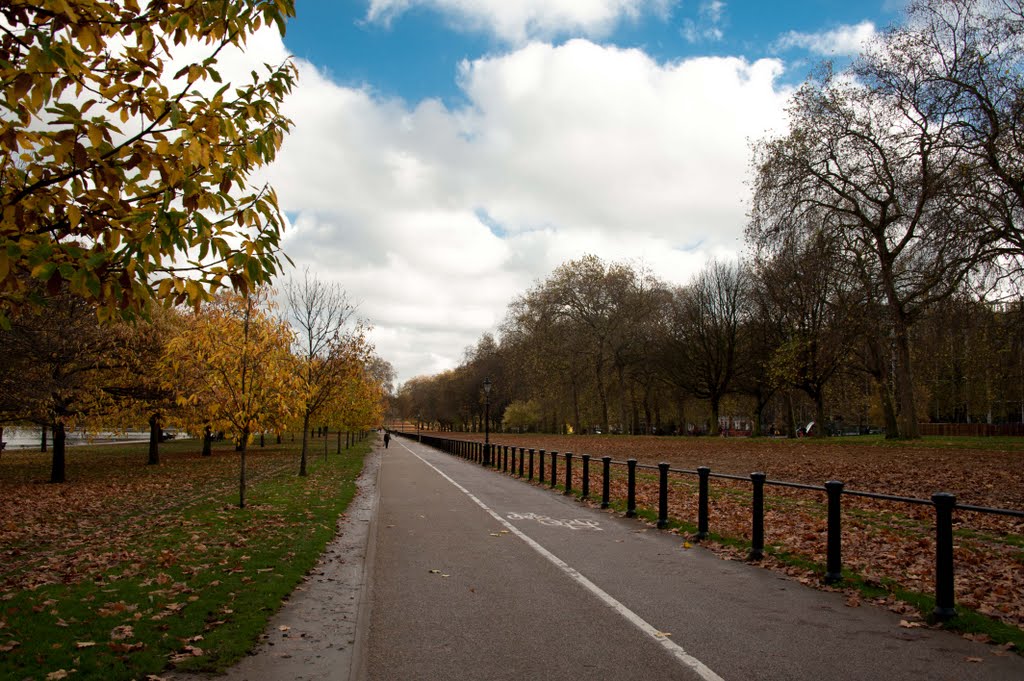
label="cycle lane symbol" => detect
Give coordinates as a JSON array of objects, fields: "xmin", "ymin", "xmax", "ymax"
[{"xmin": 506, "ymin": 512, "xmax": 603, "ymax": 531}]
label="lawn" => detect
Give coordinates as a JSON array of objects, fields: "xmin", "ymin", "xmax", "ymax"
[{"xmin": 0, "ymin": 435, "xmax": 370, "ymax": 681}]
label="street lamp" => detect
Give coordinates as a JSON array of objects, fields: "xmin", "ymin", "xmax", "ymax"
[{"xmin": 483, "ymin": 377, "xmax": 492, "ymax": 467}]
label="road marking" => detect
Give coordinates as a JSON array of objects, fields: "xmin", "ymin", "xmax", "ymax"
[
  {"xmin": 400, "ymin": 440, "xmax": 725, "ymax": 681},
  {"xmin": 507, "ymin": 512, "xmax": 603, "ymax": 530}
]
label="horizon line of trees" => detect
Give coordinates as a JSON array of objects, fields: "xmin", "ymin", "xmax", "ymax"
[{"xmin": 395, "ymin": 0, "xmax": 1024, "ymax": 440}]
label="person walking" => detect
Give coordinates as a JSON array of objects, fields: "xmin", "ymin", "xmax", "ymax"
[{"xmin": 383, "ymin": 431, "xmax": 391, "ymax": 449}]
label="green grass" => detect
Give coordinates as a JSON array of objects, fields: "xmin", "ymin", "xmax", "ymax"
[{"xmin": 1, "ymin": 439, "xmax": 370, "ymax": 680}]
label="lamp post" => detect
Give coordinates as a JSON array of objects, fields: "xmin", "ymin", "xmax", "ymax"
[
  {"xmin": 483, "ymin": 377, "xmax": 492, "ymax": 467},
  {"xmin": 416, "ymin": 413, "xmax": 421, "ymax": 442}
]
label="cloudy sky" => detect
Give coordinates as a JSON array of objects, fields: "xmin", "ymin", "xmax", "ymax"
[{"xmin": 251, "ymin": 0, "xmax": 903, "ymax": 386}]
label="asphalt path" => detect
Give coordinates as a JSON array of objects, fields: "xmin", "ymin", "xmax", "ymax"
[{"xmin": 360, "ymin": 436, "xmax": 1024, "ymax": 681}]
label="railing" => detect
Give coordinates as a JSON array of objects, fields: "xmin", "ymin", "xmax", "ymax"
[{"xmin": 390, "ymin": 429, "xmax": 1024, "ymax": 622}]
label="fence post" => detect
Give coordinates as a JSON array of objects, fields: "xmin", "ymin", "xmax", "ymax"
[
  {"xmin": 626, "ymin": 459, "xmax": 637, "ymax": 518},
  {"xmin": 550, "ymin": 451, "xmax": 558, "ymax": 489},
  {"xmin": 503, "ymin": 445, "xmax": 508, "ymax": 472},
  {"xmin": 511, "ymin": 446, "xmax": 516, "ymax": 474},
  {"xmin": 657, "ymin": 463, "xmax": 669, "ymax": 529},
  {"xmin": 601, "ymin": 457, "xmax": 611, "ymax": 509},
  {"xmin": 697, "ymin": 467, "xmax": 710, "ymax": 540},
  {"xmin": 581, "ymin": 454, "xmax": 590, "ymax": 499},
  {"xmin": 749, "ymin": 472, "xmax": 766, "ymax": 561},
  {"xmin": 529, "ymin": 449, "xmax": 535, "ymax": 481},
  {"xmin": 932, "ymin": 492, "xmax": 957, "ymax": 620},
  {"xmin": 539, "ymin": 450, "xmax": 546, "ymax": 483},
  {"xmin": 564, "ymin": 452, "xmax": 573, "ymax": 495},
  {"xmin": 519, "ymin": 448, "xmax": 525, "ymax": 477},
  {"xmin": 824, "ymin": 481, "xmax": 844, "ymax": 584}
]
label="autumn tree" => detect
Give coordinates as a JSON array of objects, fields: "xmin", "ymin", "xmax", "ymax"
[
  {"xmin": 0, "ymin": 0, "xmax": 296, "ymax": 326},
  {"xmin": 0, "ymin": 286, "xmax": 139, "ymax": 482},
  {"xmin": 166, "ymin": 288, "xmax": 296, "ymax": 507}
]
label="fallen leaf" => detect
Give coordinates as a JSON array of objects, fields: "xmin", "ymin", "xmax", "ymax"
[
  {"xmin": 0, "ymin": 641, "xmax": 20, "ymax": 652},
  {"xmin": 75, "ymin": 641, "xmax": 97, "ymax": 648},
  {"xmin": 428, "ymin": 569, "xmax": 441, "ymax": 574},
  {"xmin": 46, "ymin": 671, "xmax": 70, "ymax": 681},
  {"xmin": 899, "ymin": 620, "xmax": 923, "ymax": 629},
  {"xmin": 110, "ymin": 625, "xmax": 134, "ymax": 641},
  {"xmin": 278, "ymin": 625, "xmax": 290, "ymax": 632},
  {"xmin": 965, "ymin": 657, "xmax": 983, "ymax": 663}
]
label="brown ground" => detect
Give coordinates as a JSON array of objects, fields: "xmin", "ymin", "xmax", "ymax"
[{"xmin": 440, "ymin": 432, "xmax": 1024, "ymax": 631}]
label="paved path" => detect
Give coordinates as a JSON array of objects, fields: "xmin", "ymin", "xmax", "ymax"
[
  {"xmin": 171, "ymin": 435, "xmax": 1024, "ymax": 680},
  {"xmin": 360, "ymin": 435, "xmax": 1024, "ymax": 681}
]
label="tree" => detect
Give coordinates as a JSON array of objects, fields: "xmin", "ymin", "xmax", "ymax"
[
  {"xmin": 750, "ymin": 223, "xmax": 860, "ymax": 436},
  {"xmin": 284, "ymin": 270, "xmax": 358, "ymax": 476},
  {"xmin": 166, "ymin": 288, "xmax": 297, "ymax": 507},
  {"xmin": 0, "ymin": 286, "xmax": 139, "ymax": 481},
  {"xmin": 659, "ymin": 260, "xmax": 749, "ymax": 436},
  {"xmin": 864, "ymin": 0, "xmax": 1024, "ymax": 266},
  {"xmin": 0, "ymin": 0, "xmax": 296, "ymax": 326},
  {"xmin": 750, "ymin": 64, "xmax": 993, "ymax": 438}
]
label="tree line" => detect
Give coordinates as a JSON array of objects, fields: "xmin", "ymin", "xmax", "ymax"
[
  {"xmin": 395, "ymin": 0, "xmax": 1024, "ymax": 440},
  {"xmin": 0, "ymin": 273, "xmax": 393, "ymax": 484}
]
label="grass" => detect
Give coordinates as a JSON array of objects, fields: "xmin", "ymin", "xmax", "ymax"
[{"xmin": 0, "ymin": 436, "xmax": 370, "ymax": 681}]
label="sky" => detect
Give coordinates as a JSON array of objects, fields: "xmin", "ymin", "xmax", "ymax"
[{"xmin": 243, "ymin": 0, "xmax": 906, "ymax": 387}]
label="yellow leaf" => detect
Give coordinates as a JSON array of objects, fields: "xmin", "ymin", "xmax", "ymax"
[{"xmin": 67, "ymin": 204, "xmax": 81, "ymax": 228}]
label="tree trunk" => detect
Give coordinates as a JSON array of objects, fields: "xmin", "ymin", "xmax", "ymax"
[
  {"xmin": 239, "ymin": 448, "xmax": 246, "ymax": 509},
  {"xmin": 709, "ymin": 394, "xmax": 721, "ymax": 436},
  {"xmin": 49, "ymin": 421, "xmax": 66, "ymax": 483},
  {"xmin": 879, "ymin": 379, "xmax": 899, "ymax": 439},
  {"xmin": 40, "ymin": 423, "xmax": 47, "ymax": 452},
  {"xmin": 148, "ymin": 412, "xmax": 160, "ymax": 465},
  {"xmin": 337, "ymin": 429, "xmax": 341, "ymax": 454},
  {"xmin": 259, "ymin": 432, "xmax": 265, "ymax": 447},
  {"xmin": 813, "ymin": 391, "xmax": 827, "ymax": 438},
  {"xmin": 276, "ymin": 433, "xmax": 282, "ymax": 445},
  {"xmin": 617, "ymin": 364, "xmax": 628, "ymax": 435},
  {"xmin": 202, "ymin": 425, "xmax": 213, "ymax": 457},
  {"xmin": 571, "ymin": 378, "xmax": 581, "ymax": 435},
  {"xmin": 892, "ymin": 313, "xmax": 920, "ymax": 438},
  {"xmin": 237, "ymin": 425, "xmax": 249, "ymax": 453},
  {"xmin": 785, "ymin": 391, "xmax": 798, "ymax": 438},
  {"xmin": 300, "ymin": 411, "xmax": 310, "ymax": 477}
]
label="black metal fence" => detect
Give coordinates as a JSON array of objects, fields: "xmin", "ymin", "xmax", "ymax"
[{"xmin": 390, "ymin": 430, "xmax": 1023, "ymax": 621}]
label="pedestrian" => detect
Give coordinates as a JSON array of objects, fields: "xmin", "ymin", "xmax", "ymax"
[{"xmin": 383, "ymin": 431, "xmax": 391, "ymax": 449}]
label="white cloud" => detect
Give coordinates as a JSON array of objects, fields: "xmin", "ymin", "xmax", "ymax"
[
  {"xmin": 364, "ymin": 0, "xmax": 675, "ymax": 43},
  {"xmin": 682, "ymin": 0, "xmax": 727, "ymax": 44},
  {"xmin": 775, "ymin": 20, "xmax": 877, "ymax": 57},
  {"xmin": 259, "ymin": 37, "xmax": 791, "ymax": 384}
]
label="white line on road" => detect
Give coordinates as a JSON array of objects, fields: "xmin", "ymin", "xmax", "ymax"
[{"xmin": 400, "ymin": 440, "xmax": 726, "ymax": 681}]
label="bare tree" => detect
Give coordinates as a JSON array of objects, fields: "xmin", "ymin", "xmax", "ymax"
[
  {"xmin": 285, "ymin": 269, "xmax": 357, "ymax": 476},
  {"xmin": 659, "ymin": 260, "xmax": 749, "ymax": 436}
]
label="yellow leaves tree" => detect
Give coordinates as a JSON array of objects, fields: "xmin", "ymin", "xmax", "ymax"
[
  {"xmin": 0, "ymin": 0, "xmax": 297, "ymax": 327},
  {"xmin": 166, "ymin": 287, "xmax": 297, "ymax": 507}
]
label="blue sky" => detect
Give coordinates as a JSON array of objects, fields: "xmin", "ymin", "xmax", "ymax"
[
  {"xmin": 284, "ymin": 1, "xmax": 899, "ymax": 104},
  {"xmin": 235, "ymin": 1, "xmax": 908, "ymax": 384}
]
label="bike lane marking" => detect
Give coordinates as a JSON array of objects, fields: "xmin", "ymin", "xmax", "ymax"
[{"xmin": 400, "ymin": 439, "xmax": 725, "ymax": 681}]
